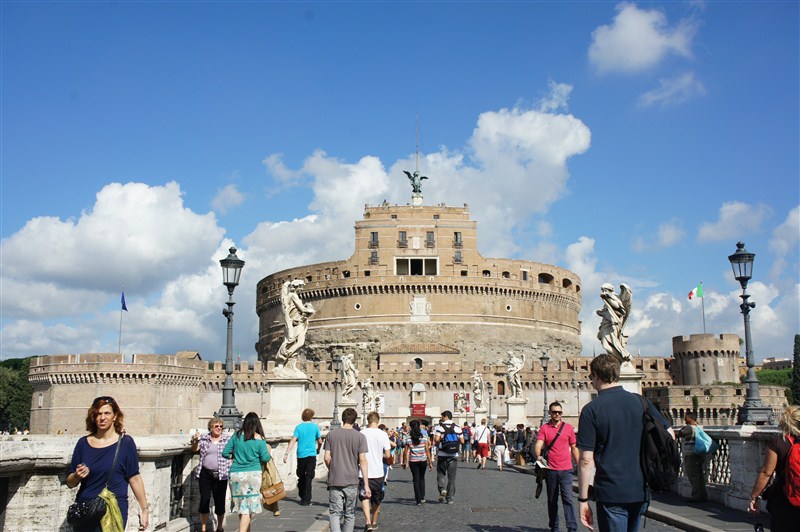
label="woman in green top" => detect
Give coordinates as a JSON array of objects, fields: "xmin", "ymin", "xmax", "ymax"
[{"xmin": 222, "ymin": 412, "xmax": 272, "ymax": 532}]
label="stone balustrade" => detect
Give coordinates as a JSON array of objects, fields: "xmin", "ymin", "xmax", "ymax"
[
  {"xmin": 0, "ymin": 432, "xmax": 327, "ymax": 532},
  {"xmin": 674, "ymin": 425, "xmax": 781, "ymax": 510}
]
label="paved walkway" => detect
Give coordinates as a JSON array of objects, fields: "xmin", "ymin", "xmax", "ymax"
[{"xmin": 227, "ymin": 461, "xmax": 769, "ymax": 531}]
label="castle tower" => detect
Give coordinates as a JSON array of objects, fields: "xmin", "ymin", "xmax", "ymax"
[
  {"xmin": 671, "ymin": 334, "xmax": 741, "ymax": 386},
  {"xmin": 256, "ymin": 202, "xmax": 582, "ymax": 365}
]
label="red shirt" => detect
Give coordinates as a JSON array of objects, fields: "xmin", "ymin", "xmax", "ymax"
[{"xmin": 536, "ymin": 421, "xmax": 576, "ymax": 471}]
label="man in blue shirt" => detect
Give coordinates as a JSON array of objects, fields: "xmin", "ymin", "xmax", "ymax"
[
  {"xmin": 577, "ymin": 354, "xmax": 674, "ymax": 532},
  {"xmin": 284, "ymin": 408, "xmax": 322, "ymax": 505}
]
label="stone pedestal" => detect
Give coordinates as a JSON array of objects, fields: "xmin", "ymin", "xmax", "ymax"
[
  {"xmin": 618, "ymin": 362, "xmax": 645, "ymax": 394},
  {"xmin": 473, "ymin": 407, "xmax": 488, "ymax": 424},
  {"xmin": 412, "ymin": 193, "xmax": 423, "ymax": 206},
  {"xmin": 266, "ymin": 378, "xmax": 309, "ymax": 429},
  {"xmin": 506, "ymin": 398, "xmax": 528, "ymax": 427}
]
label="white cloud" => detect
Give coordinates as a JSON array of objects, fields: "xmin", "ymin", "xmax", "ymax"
[
  {"xmin": 211, "ymin": 184, "xmax": 245, "ymax": 214},
  {"xmin": 633, "ymin": 219, "xmax": 685, "ymax": 252},
  {"xmin": 539, "ymin": 81, "xmax": 573, "ymax": 113},
  {"xmin": 769, "ymin": 205, "xmax": 800, "ymax": 279},
  {"xmin": 697, "ymin": 201, "xmax": 772, "ymax": 242},
  {"xmin": 638, "ymin": 72, "xmax": 707, "ymax": 107},
  {"xmin": 589, "ymin": 3, "xmax": 697, "ymax": 74}
]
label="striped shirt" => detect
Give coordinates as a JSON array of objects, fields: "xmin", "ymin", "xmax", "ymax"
[{"xmin": 405, "ymin": 431, "xmax": 429, "ymax": 462}]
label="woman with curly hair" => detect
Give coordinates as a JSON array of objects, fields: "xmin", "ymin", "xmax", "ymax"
[
  {"xmin": 749, "ymin": 405, "xmax": 800, "ymax": 530},
  {"xmin": 66, "ymin": 396, "xmax": 149, "ymax": 531}
]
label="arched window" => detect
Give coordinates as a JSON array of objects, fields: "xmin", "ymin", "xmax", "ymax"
[
  {"xmin": 497, "ymin": 381, "xmax": 506, "ymax": 395},
  {"xmin": 414, "ymin": 358, "xmax": 423, "ymax": 370}
]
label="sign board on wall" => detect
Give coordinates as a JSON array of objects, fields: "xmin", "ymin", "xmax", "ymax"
[{"xmin": 411, "ymin": 404, "xmax": 426, "ymax": 416}]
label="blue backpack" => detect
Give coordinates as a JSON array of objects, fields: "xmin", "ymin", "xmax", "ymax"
[{"xmin": 439, "ymin": 423, "xmax": 460, "ymax": 454}]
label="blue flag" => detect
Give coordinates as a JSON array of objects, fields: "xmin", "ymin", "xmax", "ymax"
[{"xmin": 121, "ymin": 292, "xmax": 128, "ymax": 312}]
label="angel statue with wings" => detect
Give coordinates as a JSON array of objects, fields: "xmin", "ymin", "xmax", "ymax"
[
  {"xmin": 403, "ymin": 170, "xmax": 428, "ymax": 194},
  {"xmin": 596, "ymin": 283, "xmax": 633, "ymax": 365}
]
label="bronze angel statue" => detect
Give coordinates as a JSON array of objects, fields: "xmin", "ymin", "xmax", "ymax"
[
  {"xmin": 403, "ymin": 170, "xmax": 428, "ymax": 194},
  {"xmin": 596, "ymin": 283, "xmax": 633, "ymax": 365}
]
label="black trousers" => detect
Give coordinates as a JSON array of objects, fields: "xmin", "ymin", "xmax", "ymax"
[
  {"xmin": 198, "ymin": 467, "xmax": 228, "ymax": 515},
  {"xmin": 297, "ymin": 456, "xmax": 317, "ymax": 503},
  {"xmin": 409, "ymin": 461, "xmax": 428, "ymax": 503}
]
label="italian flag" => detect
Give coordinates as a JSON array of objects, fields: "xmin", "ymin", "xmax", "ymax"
[{"xmin": 688, "ymin": 283, "xmax": 703, "ymax": 300}]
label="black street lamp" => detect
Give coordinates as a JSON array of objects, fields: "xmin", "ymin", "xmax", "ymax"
[
  {"xmin": 728, "ymin": 242, "xmax": 772, "ymax": 425},
  {"xmin": 331, "ymin": 355, "xmax": 343, "ymax": 429},
  {"xmin": 215, "ymin": 246, "xmax": 245, "ymax": 430},
  {"xmin": 540, "ymin": 352, "xmax": 550, "ymax": 426},
  {"xmin": 486, "ymin": 382, "xmax": 494, "ymax": 426}
]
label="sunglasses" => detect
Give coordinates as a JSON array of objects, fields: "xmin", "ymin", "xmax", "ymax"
[
  {"xmin": 550, "ymin": 411, "xmax": 563, "ymax": 415},
  {"xmin": 93, "ymin": 396, "xmax": 116, "ymax": 406},
  {"xmin": 212, "ymin": 424, "xmax": 224, "ymax": 428}
]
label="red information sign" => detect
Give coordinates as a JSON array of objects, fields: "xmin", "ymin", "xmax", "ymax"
[{"xmin": 411, "ymin": 404, "xmax": 426, "ymax": 417}]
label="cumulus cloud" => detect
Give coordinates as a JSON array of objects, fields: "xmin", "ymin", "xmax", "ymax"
[
  {"xmin": 589, "ymin": 3, "xmax": 697, "ymax": 74},
  {"xmin": 697, "ymin": 201, "xmax": 772, "ymax": 242},
  {"xmin": 638, "ymin": 72, "xmax": 707, "ymax": 107},
  {"xmin": 769, "ymin": 205, "xmax": 800, "ymax": 279},
  {"xmin": 211, "ymin": 184, "xmax": 245, "ymax": 214},
  {"xmin": 633, "ymin": 219, "xmax": 685, "ymax": 252}
]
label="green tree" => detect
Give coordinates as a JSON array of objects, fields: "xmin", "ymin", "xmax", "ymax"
[
  {"xmin": 0, "ymin": 357, "xmax": 33, "ymax": 431},
  {"xmin": 757, "ymin": 367, "xmax": 794, "ymax": 404},
  {"xmin": 792, "ymin": 334, "xmax": 800, "ymax": 406}
]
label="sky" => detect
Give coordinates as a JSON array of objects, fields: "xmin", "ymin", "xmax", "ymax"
[{"xmin": 1, "ymin": 1, "xmax": 798, "ymax": 364}]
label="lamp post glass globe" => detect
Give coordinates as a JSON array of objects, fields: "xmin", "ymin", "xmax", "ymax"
[{"xmin": 216, "ymin": 246, "xmax": 245, "ymax": 430}]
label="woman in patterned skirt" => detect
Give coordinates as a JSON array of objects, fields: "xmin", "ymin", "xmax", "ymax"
[{"xmin": 223, "ymin": 412, "xmax": 272, "ymax": 532}]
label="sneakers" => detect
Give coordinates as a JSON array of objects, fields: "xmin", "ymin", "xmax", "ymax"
[
  {"xmin": 438, "ymin": 489, "xmax": 447, "ymax": 502},
  {"xmin": 447, "ymin": 499, "xmax": 454, "ymax": 504},
  {"xmin": 364, "ymin": 525, "xmax": 374, "ymax": 532}
]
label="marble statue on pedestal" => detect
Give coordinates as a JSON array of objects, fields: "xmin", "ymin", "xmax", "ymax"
[
  {"xmin": 362, "ymin": 378, "xmax": 376, "ymax": 411},
  {"xmin": 506, "ymin": 351, "xmax": 525, "ymax": 399},
  {"xmin": 341, "ymin": 353, "xmax": 358, "ymax": 398},
  {"xmin": 596, "ymin": 283, "xmax": 633, "ymax": 365},
  {"xmin": 472, "ymin": 370, "xmax": 484, "ymax": 410},
  {"xmin": 274, "ymin": 280, "xmax": 315, "ymax": 378}
]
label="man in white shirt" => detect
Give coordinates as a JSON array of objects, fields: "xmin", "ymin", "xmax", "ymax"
[
  {"xmin": 472, "ymin": 418, "xmax": 491, "ymax": 470},
  {"xmin": 359, "ymin": 411, "xmax": 392, "ymax": 532},
  {"xmin": 434, "ymin": 410, "xmax": 464, "ymax": 504}
]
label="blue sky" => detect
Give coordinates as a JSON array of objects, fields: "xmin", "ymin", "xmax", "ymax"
[{"xmin": 2, "ymin": 1, "xmax": 798, "ymax": 363}]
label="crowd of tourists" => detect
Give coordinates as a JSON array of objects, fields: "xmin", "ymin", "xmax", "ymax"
[{"xmin": 64, "ymin": 355, "xmax": 800, "ymax": 532}]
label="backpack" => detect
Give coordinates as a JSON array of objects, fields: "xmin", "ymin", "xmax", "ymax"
[
  {"xmin": 783, "ymin": 435, "xmax": 800, "ymax": 506},
  {"xmin": 462, "ymin": 426, "xmax": 472, "ymax": 441},
  {"xmin": 638, "ymin": 395, "xmax": 680, "ymax": 492},
  {"xmin": 438, "ymin": 423, "xmax": 460, "ymax": 454}
]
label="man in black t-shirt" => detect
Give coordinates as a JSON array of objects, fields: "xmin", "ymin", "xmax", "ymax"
[{"xmin": 576, "ymin": 355, "xmax": 674, "ymax": 532}]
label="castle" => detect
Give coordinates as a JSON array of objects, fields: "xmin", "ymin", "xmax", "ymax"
[{"xmin": 27, "ymin": 198, "xmax": 786, "ymax": 433}]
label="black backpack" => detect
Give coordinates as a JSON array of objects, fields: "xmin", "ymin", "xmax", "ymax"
[
  {"xmin": 638, "ymin": 395, "xmax": 680, "ymax": 492},
  {"xmin": 438, "ymin": 423, "xmax": 461, "ymax": 454}
]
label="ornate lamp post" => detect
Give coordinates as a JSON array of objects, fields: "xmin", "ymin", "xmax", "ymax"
[
  {"xmin": 729, "ymin": 242, "xmax": 772, "ymax": 425},
  {"xmin": 331, "ymin": 354, "xmax": 343, "ymax": 429},
  {"xmin": 215, "ymin": 246, "xmax": 245, "ymax": 430},
  {"xmin": 571, "ymin": 365, "xmax": 582, "ymax": 414},
  {"xmin": 486, "ymin": 382, "xmax": 494, "ymax": 426},
  {"xmin": 540, "ymin": 352, "xmax": 550, "ymax": 426}
]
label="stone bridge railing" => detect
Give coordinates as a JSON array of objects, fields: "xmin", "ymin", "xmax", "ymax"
[
  {"xmin": 674, "ymin": 424, "xmax": 780, "ymax": 510},
  {"xmin": 0, "ymin": 433, "xmax": 327, "ymax": 532}
]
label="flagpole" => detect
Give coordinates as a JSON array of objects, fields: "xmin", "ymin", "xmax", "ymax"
[
  {"xmin": 700, "ymin": 281, "xmax": 706, "ymax": 334},
  {"xmin": 119, "ymin": 288, "xmax": 125, "ymax": 354}
]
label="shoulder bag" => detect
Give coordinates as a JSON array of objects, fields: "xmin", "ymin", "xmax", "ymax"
[
  {"xmin": 67, "ymin": 434, "xmax": 124, "ymax": 528},
  {"xmin": 693, "ymin": 426, "xmax": 719, "ymax": 455},
  {"xmin": 534, "ymin": 423, "xmax": 564, "ymax": 498},
  {"xmin": 261, "ymin": 443, "xmax": 286, "ymax": 506}
]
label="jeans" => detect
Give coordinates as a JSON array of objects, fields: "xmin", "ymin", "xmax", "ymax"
[
  {"xmin": 328, "ymin": 485, "xmax": 359, "ymax": 532},
  {"xmin": 545, "ymin": 469, "xmax": 577, "ymax": 532},
  {"xmin": 596, "ymin": 501, "xmax": 649, "ymax": 532},
  {"xmin": 297, "ymin": 456, "xmax": 317, "ymax": 503},
  {"xmin": 409, "ymin": 461, "xmax": 428, "ymax": 502},
  {"xmin": 436, "ymin": 456, "xmax": 458, "ymax": 501}
]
